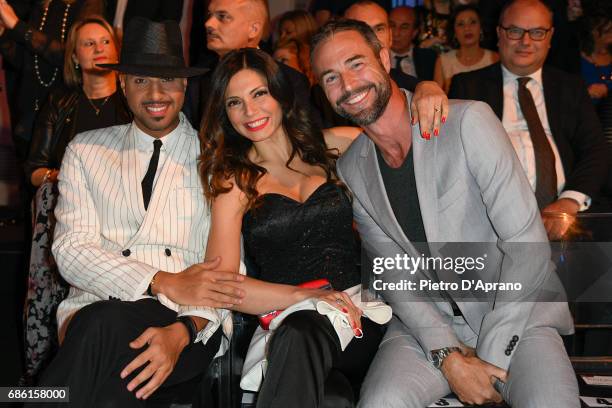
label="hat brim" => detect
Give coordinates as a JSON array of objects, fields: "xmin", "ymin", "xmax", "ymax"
[{"xmin": 97, "ymin": 63, "xmax": 209, "ymax": 78}]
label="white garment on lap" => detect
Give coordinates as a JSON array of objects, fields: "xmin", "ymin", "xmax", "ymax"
[{"xmin": 240, "ymin": 285, "xmax": 392, "ymax": 392}]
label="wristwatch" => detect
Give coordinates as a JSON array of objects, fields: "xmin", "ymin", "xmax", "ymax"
[{"xmin": 430, "ymin": 347, "xmax": 462, "ymax": 369}]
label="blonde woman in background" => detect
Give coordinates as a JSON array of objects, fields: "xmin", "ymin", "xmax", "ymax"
[{"xmin": 22, "ymin": 15, "xmax": 130, "ymax": 385}]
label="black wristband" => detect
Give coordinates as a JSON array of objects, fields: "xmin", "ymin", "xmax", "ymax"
[{"xmin": 176, "ymin": 316, "xmax": 197, "ymax": 344}]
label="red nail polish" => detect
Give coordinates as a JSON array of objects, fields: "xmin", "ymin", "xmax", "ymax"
[
  {"xmin": 424, "ymin": 132, "xmax": 431, "ymax": 140},
  {"xmin": 434, "ymin": 128, "xmax": 439, "ymax": 137},
  {"xmin": 342, "ymin": 307, "xmax": 348, "ymax": 313},
  {"xmin": 411, "ymin": 117, "xmax": 416, "ymax": 125},
  {"xmin": 354, "ymin": 328, "xmax": 363, "ymax": 338},
  {"xmin": 441, "ymin": 116, "xmax": 446, "ymax": 124}
]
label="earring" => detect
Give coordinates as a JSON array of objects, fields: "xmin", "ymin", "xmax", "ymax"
[{"xmin": 75, "ymin": 62, "xmax": 79, "ymax": 69}]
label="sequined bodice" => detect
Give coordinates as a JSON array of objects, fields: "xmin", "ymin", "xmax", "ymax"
[{"xmin": 242, "ymin": 182, "xmax": 360, "ymax": 291}]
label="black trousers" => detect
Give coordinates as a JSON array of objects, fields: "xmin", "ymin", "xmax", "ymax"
[
  {"xmin": 26, "ymin": 298, "xmax": 221, "ymax": 408},
  {"xmin": 256, "ymin": 310, "xmax": 384, "ymax": 408}
]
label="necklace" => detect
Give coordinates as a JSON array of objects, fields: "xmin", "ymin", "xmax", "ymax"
[
  {"xmin": 33, "ymin": 0, "xmax": 71, "ymax": 90},
  {"xmin": 86, "ymin": 95, "xmax": 111, "ymax": 116}
]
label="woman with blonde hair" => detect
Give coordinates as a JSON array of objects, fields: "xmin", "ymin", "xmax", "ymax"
[
  {"xmin": 22, "ymin": 14, "xmax": 131, "ymax": 385},
  {"xmin": 0, "ymin": 0, "xmax": 103, "ymax": 159},
  {"xmin": 27, "ymin": 15, "xmax": 130, "ymax": 187}
]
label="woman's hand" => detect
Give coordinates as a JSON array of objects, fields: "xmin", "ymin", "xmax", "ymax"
[
  {"xmin": 588, "ymin": 83, "xmax": 608, "ymax": 99},
  {"xmin": 31, "ymin": 168, "xmax": 59, "ymax": 187},
  {"xmin": 0, "ymin": 1, "xmax": 19, "ymax": 30},
  {"xmin": 316, "ymin": 290, "xmax": 363, "ymax": 336}
]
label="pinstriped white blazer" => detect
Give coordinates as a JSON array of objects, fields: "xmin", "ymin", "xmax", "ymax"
[{"xmin": 53, "ymin": 113, "xmax": 230, "ymax": 352}]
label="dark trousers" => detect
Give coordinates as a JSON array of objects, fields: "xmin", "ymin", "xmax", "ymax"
[
  {"xmin": 26, "ymin": 298, "xmax": 221, "ymax": 408},
  {"xmin": 257, "ymin": 310, "xmax": 384, "ymax": 408}
]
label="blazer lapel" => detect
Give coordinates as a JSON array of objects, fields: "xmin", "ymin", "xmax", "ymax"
[
  {"xmin": 487, "ymin": 63, "xmax": 504, "ymax": 120},
  {"xmin": 125, "ymin": 117, "xmax": 195, "ymax": 247},
  {"xmin": 542, "ymin": 66, "xmax": 563, "ymax": 146},
  {"xmin": 120, "ymin": 124, "xmax": 146, "ymax": 224},
  {"xmin": 412, "ymin": 124, "xmax": 439, "ymax": 244}
]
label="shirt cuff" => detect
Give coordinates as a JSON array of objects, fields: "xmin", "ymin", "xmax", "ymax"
[
  {"xmin": 178, "ymin": 306, "xmax": 224, "ymax": 345},
  {"xmin": 559, "ymin": 190, "xmax": 591, "ymax": 211}
]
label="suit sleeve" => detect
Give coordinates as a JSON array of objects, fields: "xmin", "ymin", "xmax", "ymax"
[
  {"xmin": 25, "ymin": 91, "xmax": 57, "ymax": 183},
  {"xmin": 459, "ymin": 101, "xmax": 553, "ymax": 369},
  {"xmin": 337, "ymin": 155, "xmax": 461, "ymax": 353},
  {"xmin": 561, "ymin": 78, "xmax": 608, "ymax": 199},
  {"xmin": 447, "ymin": 72, "xmax": 468, "ymax": 100}
]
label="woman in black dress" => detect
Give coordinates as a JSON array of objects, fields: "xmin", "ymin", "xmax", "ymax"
[{"xmin": 199, "ymin": 48, "xmax": 384, "ymax": 407}]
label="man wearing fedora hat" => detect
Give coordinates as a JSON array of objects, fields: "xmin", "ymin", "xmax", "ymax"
[{"xmin": 29, "ymin": 18, "xmax": 245, "ymax": 407}]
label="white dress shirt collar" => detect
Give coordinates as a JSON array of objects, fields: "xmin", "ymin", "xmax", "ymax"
[
  {"xmin": 501, "ymin": 65, "xmax": 543, "ymax": 88},
  {"xmin": 391, "ymin": 46, "xmax": 414, "ymax": 59},
  {"xmin": 134, "ymin": 119, "xmax": 182, "ymax": 154}
]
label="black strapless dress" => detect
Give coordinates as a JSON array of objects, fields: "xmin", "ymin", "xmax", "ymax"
[
  {"xmin": 242, "ymin": 181, "xmax": 381, "ymax": 408},
  {"xmin": 242, "ymin": 181, "xmax": 360, "ymax": 290}
]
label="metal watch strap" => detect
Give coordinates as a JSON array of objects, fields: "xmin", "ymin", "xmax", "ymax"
[{"xmin": 431, "ymin": 347, "xmax": 462, "ymax": 369}]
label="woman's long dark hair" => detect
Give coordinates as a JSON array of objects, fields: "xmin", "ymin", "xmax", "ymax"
[{"xmin": 199, "ymin": 48, "xmax": 338, "ymax": 208}]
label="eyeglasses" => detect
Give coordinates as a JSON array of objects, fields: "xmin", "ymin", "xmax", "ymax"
[{"xmin": 499, "ymin": 25, "xmax": 552, "ymax": 41}]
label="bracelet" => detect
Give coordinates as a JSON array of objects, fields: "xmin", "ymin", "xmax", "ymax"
[
  {"xmin": 176, "ymin": 316, "xmax": 197, "ymax": 344},
  {"xmin": 146, "ymin": 274, "xmax": 157, "ymax": 296},
  {"xmin": 42, "ymin": 169, "xmax": 52, "ymax": 184}
]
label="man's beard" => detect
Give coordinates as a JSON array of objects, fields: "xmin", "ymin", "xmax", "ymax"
[{"xmin": 333, "ymin": 77, "xmax": 391, "ymax": 126}]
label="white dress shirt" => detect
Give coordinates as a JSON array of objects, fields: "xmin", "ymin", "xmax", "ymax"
[
  {"xmin": 134, "ymin": 121, "xmax": 180, "ymax": 185},
  {"xmin": 501, "ymin": 65, "xmax": 590, "ymax": 210},
  {"xmin": 390, "ymin": 48, "xmax": 417, "ymax": 78}
]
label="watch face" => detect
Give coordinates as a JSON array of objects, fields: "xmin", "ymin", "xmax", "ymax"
[{"xmin": 432, "ymin": 353, "xmax": 441, "ymax": 368}]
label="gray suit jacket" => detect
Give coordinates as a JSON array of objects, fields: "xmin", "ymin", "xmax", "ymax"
[{"xmin": 337, "ymin": 91, "xmax": 573, "ymax": 370}]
